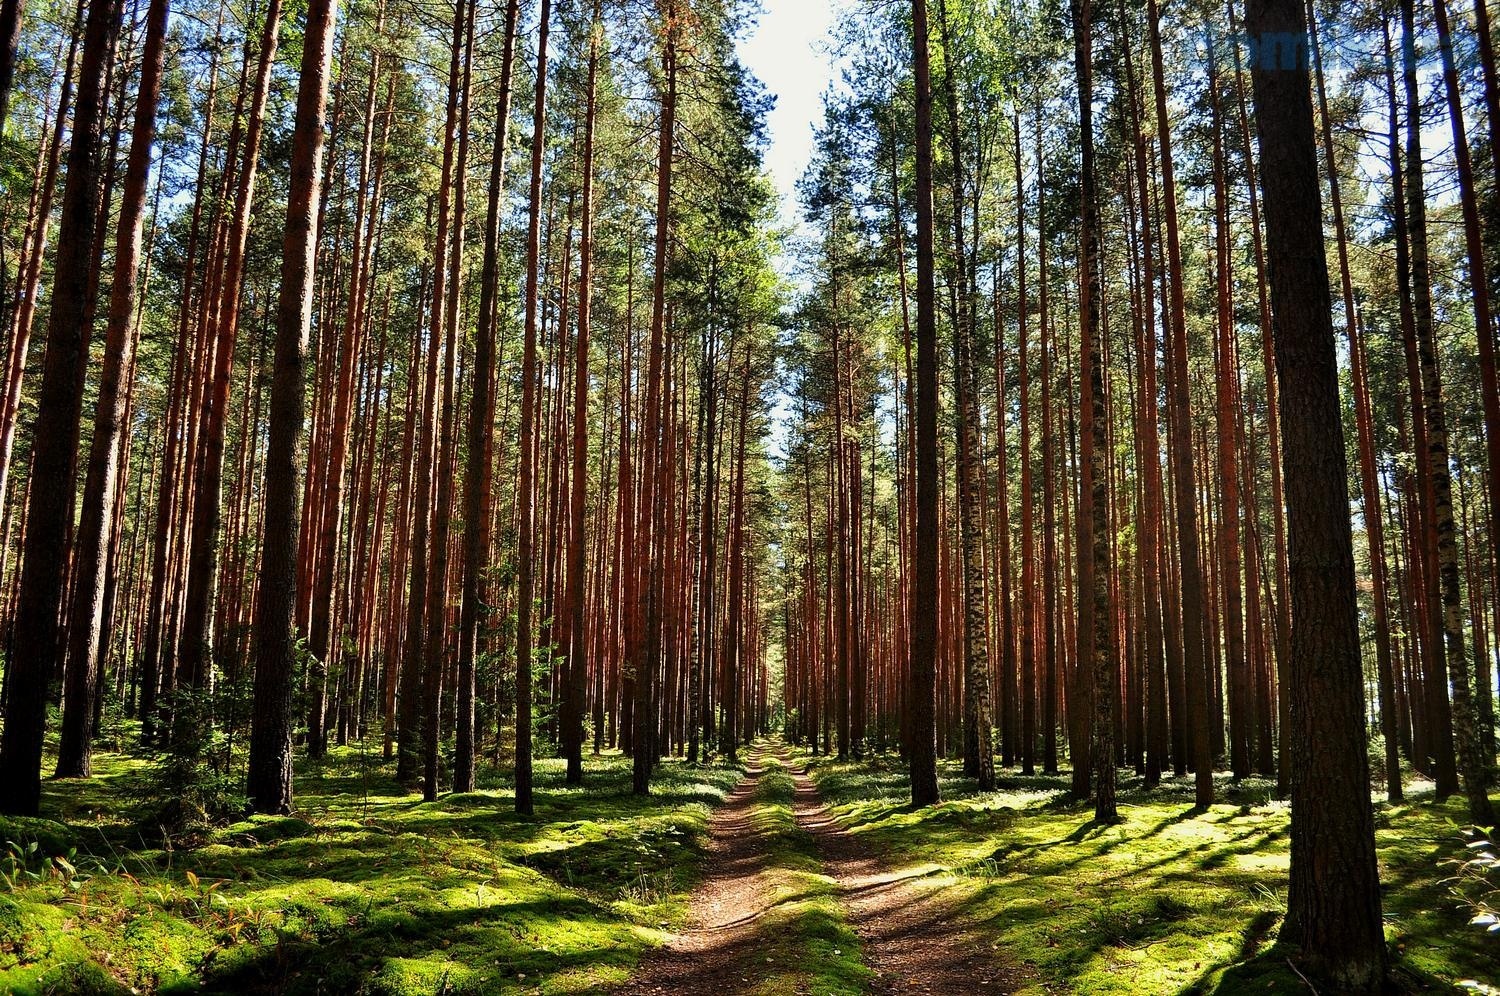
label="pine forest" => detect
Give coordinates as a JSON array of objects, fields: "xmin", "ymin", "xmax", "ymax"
[{"xmin": 0, "ymin": 0, "xmax": 1496, "ymax": 990}]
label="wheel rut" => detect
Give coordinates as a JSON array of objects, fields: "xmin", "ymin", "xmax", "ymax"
[
  {"xmin": 615, "ymin": 744, "xmax": 1012, "ymax": 995},
  {"xmin": 611, "ymin": 747, "xmax": 778, "ymax": 995},
  {"xmin": 789, "ymin": 756, "xmax": 1017, "ymax": 994}
]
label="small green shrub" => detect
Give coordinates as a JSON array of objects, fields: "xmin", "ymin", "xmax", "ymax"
[{"xmin": 133, "ymin": 690, "xmax": 246, "ymax": 842}]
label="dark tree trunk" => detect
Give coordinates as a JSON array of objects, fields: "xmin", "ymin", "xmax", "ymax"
[
  {"xmin": 246, "ymin": 0, "xmax": 336, "ymax": 815},
  {"xmin": 1071, "ymin": 0, "xmax": 1114, "ymax": 824},
  {"xmin": 0, "ymin": 0, "xmax": 112, "ymax": 816},
  {"xmin": 1245, "ymin": 0, "xmax": 1388, "ymax": 986},
  {"xmin": 908, "ymin": 0, "xmax": 941, "ymax": 808},
  {"xmin": 0, "ymin": 0, "xmax": 22, "ymax": 135}
]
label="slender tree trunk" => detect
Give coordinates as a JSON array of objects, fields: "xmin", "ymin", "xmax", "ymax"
[
  {"xmin": 1147, "ymin": 0, "xmax": 1211, "ymax": 806},
  {"xmin": 934, "ymin": 0, "xmax": 993, "ymax": 791},
  {"xmin": 634, "ymin": 0, "xmax": 676, "ymax": 796},
  {"xmin": 0, "ymin": 0, "xmax": 112, "ymax": 816},
  {"xmin": 1431, "ymin": 0, "xmax": 1500, "ymax": 824},
  {"xmin": 562, "ymin": 1, "xmax": 601, "ymax": 785},
  {"xmin": 908, "ymin": 0, "xmax": 941, "ymax": 808},
  {"xmin": 54, "ymin": 0, "xmax": 169, "ymax": 778},
  {"xmin": 1120, "ymin": 10, "xmax": 1168, "ymax": 786},
  {"xmin": 1072, "ymin": 0, "xmax": 1114, "ymax": 823},
  {"xmin": 247, "ymin": 0, "xmax": 336, "ymax": 816},
  {"xmin": 1402, "ymin": 0, "xmax": 1466, "ymax": 803},
  {"xmin": 421, "ymin": 0, "xmax": 472, "ymax": 802},
  {"xmin": 1308, "ymin": 5, "xmax": 1403, "ymax": 802},
  {"xmin": 176, "ymin": 0, "xmax": 282, "ymax": 696},
  {"xmin": 1015, "ymin": 104, "xmax": 1039, "ymax": 778},
  {"xmin": 1208, "ymin": 52, "xmax": 1249, "ymax": 782},
  {"xmin": 515, "ymin": 0, "xmax": 553, "ymax": 815},
  {"xmin": 1247, "ymin": 0, "xmax": 1387, "ymax": 985},
  {"xmin": 0, "ymin": 11, "xmax": 77, "ymax": 525},
  {"xmin": 455, "ymin": 0, "xmax": 518, "ymax": 795}
]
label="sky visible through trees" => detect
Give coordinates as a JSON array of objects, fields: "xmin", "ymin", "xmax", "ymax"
[{"xmin": 0, "ymin": 0, "xmax": 1499, "ymax": 991}]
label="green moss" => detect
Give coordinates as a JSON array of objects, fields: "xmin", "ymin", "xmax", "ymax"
[
  {"xmin": 795, "ymin": 747, "xmax": 1494, "ymax": 995},
  {"xmin": 0, "ymin": 816, "xmax": 76, "ymax": 857},
  {"xmin": 5, "ymin": 745, "xmax": 742, "ymax": 995},
  {"xmin": 739, "ymin": 760, "xmax": 871, "ymax": 996}
]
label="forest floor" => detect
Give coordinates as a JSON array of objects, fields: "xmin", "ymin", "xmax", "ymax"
[
  {"xmin": 0, "ymin": 723, "xmax": 1494, "ymax": 994},
  {"xmin": 0, "ymin": 723, "xmax": 748, "ymax": 995},
  {"xmin": 614, "ymin": 744, "xmax": 1008, "ymax": 995},
  {"xmin": 792, "ymin": 744, "xmax": 1498, "ymax": 994}
]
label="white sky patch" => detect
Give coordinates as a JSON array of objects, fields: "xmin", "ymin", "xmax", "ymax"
[
  {"xmin": 739, "ymin": 0, "xmax": 840, "ymax": 242},
  {"xmin": 738, "ymin": 0, "xmax": 844, "ymax": 462}
]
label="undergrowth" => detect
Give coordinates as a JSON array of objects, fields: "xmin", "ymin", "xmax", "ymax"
[
  {"xmin": 1, "ymin": 739, "xmax": 742, "ymax": 995},
  {"xmin": 793, "ymin": 747, "xmax": 1497, "ymax": 995}
]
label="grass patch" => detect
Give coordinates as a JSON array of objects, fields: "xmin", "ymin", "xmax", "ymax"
[
  {"xmin": 1, "ymin": 741, "xmax": 742, "ymax": 994},
  {"xmin": 794, "ymin": 748, "xmax": 1496, "ymax": 995},
  {"xmin": 741, "ymin": 756, "xmax": 869, "ymax": 996}
]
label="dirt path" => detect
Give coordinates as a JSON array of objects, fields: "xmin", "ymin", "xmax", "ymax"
[
  {"xmin": 790, "ymin": 757, "xmax": 1015, "ymax": 996},
  {"xmin": 611, "ymin": 747, "xmax": 779, "ymax": 995},
  {"xmin": 615, "ymin": 745, "xmax": 1011, "ymax": 995}
]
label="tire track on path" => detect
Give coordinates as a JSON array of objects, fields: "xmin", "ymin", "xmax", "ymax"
[
  {"xmin": 612, "ymin": 747, "xmax": 778, "ymax": 995},
  {"xmin": 788, "ymin": 754, "xmax": 1017, "ymax": 995}
]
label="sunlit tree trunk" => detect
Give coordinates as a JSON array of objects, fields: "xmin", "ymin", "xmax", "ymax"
[
  {"xmin": 563, "ymin": 1, "xmax": 601, "ymax": 784},
  {"xmin": 455, "ymin": 0, "xmax": 519, "ymax": 794},
  {"xmin": 515, "ymin": 0, "xmax": 553, "ymax": 815},
  {"xmin": 1147, "ymin": 0, "xmax": 1211, "ymax": 806},
  {"xmin": 54, "ymin": 0, "xmax": 169, "ymax": 778}
]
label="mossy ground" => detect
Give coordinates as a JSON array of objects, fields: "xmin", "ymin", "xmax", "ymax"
[
  {"xmin": 0, "ymin": 738, "xmax": 742, "ymax": 995},
  {"xmin": 796, "ymin": 747, "xmax": 1497, "ymax": 994},
  {"xmin": 737, "ymin": 756, "xmax": 867, "ymax": 996},
  {"xmin": 7, "ymin": 732, "xmax": 1496, "ymax": 995}
]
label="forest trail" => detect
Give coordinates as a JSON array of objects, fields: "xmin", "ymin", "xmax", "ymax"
[
  {"xmin": 615, "ymin": 744, "xmax": 1012, "ymax": 995},
  {"xmin": 788, "ymin": 759, "xmax": 1016, "ymax": 995},
  {"xmin": 612, "ymin": 746, "xmax": 782, "ymax": 995}
]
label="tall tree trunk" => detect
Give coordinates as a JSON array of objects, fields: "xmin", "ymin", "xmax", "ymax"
[
  {"xmin": 176, "ymin": 0, "xmax": 282, "ymax": 696},
  {"xmin": 1072, "ymin": 0, "xmax": 1114, "ymax": 823},
  {"xmin": 421, "ymin": 0, "xmax": 472, "ymax": 802},
  {"xmin": 1308, "ymin": 4, "xmax": 1402, "ymax": 801},
  {"xmin": 398, "ymin": 0, "xmax": 464, "ymax": 787},
  {"xmin": 1015, "ymin": 103, "xmax": 1039, "ymax": 778},
  {"xmin": 1120, "ymin": 8, "xmax": 1168, "ymax": 787},
  {"xmin": 455, "ymin": 0, "xmax": 518, "ymax": 794},
  {"xmin": 1431, "ymin": 0, "xmax": 1500, "ymax": 823},
  {"xmin": 908, "ymin": 0, "xmax": 941, "ymax": 808},
  {"xmin": 0, "ymin": 8, "xmax": 77, "ymax": 521},
  {"xmin": 1146, "ymin": 0, "xmax": 1211, "ymax": 806},
  {"xmin": 935, "ymin": 0, "xmax": 994, "ymax": 790},
  {"xmin": 246, "ymin": 0, "xmax": 337, "ymax": 816},
  {"xmin": 0, "ymin": 0, "xmax": 112, "ymax": 816},
  {"xmin": 1246, "ymin": 0, "xmax": 1388, "ymax": 985},
  {"xmin": 1402, "ymin": 0, "xmax": 1465, "ymax": 803},
  {"xmin": 54, "ymin": 0, "xmax": 169, "ymax": 778},
  {"xmin": 634, "ymin": 0, "xmax": 676, "ymax": 795},
  {"xmin": 563, "ymin": 0, "xmax": 601, "ymax": 785},
  {"xmin": 1208, "ymin": 47, "xmax": 1249, "ymax": 783},
  {"xmin": 515, "ymin": 0, "xmax": 552, "ymax": 815},
  {"xmin": 305, "ymin": 7, "xmax": 386, "ymax": 758}
]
